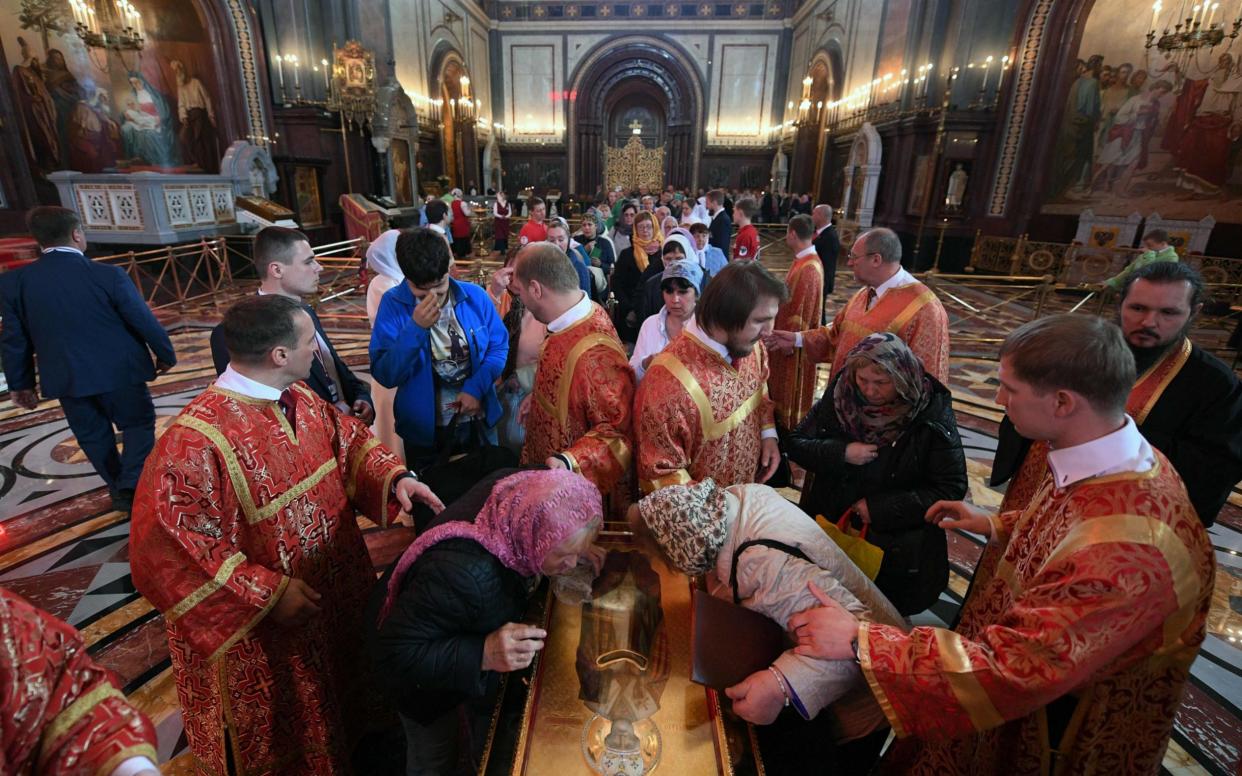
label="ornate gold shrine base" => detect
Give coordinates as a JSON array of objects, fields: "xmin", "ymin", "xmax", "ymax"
[{"xmin": 503, "ymin": 545, "xmax": 762, "ymax": 776}]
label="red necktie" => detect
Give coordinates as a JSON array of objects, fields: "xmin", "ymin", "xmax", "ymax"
[
  {"xmin": 865, "ymin": 287, "xmax": 878, "ymax": 310},
  {"xmin": 278, "ymin": 389, "xmax": 297, "ymax": 431},
  {"xmin": 731, "ymin": 356, "xmax": 743, "ymax": 370}
]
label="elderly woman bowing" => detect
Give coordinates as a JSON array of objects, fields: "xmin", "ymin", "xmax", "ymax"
[
  {"xmin": 785, "ymin": 332, "xmax": 966, "ymax": 616},
  {"xmin": 371, "ymin": 468, "xmax": 604, "ymax": 775},
  {"xmin": 631, "ymin": 479, "xmax": 906, "ymax": 775}
]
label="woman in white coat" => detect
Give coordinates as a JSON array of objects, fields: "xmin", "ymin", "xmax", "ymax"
[{"xmin": 364, "ymin": 229, "xmax": 406, "ymax": 462}]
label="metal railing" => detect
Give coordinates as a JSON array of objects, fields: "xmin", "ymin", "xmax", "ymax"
[
  {"xmin": 95, "ymin": 238, "xmax": 234, "ymax": 312},
  {"xmin": 966, "ymin": 231, "xmax": 1242, "ymax": 293},
  {"xmin": 919, "ymin": 272, "xmax": 1056, "ymax": 348}
]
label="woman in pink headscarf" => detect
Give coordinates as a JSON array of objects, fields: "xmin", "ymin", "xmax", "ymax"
[{"xmin": 371, "ymin": 467, "xmax": 603, "ymax": 775}]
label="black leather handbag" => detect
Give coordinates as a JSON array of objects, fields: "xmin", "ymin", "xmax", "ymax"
[{"xmin": 413, "ymin": 414, "xmax": 518, "ymax": 531}]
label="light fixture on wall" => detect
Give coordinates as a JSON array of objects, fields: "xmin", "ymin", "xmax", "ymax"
[
  {"xmin": 793, "ymin": 74, "xmax": 820, "ymax": 128},
  {"xmin": 68, "ymin": 0, "xmax": 144, "ymax": 50},
  {"xmin": 1146, "ymin": 1, "xmax": 1242, "ymax": 64},
  {"xmin": 450, "ymin": 73, "xmax": 478, "ymax": 126}
]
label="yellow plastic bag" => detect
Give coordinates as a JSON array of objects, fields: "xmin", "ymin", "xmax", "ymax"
[{"xmin": 815, "ymin": 511, "xmax": 885, "ymax": 580}]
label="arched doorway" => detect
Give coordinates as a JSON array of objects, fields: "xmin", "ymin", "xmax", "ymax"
[
  {"xmin": 428, "ymin": 46, "xmax": 479, "ymax": 191},
  {"xmin": 569, "ymin": 37, "xmax": 703, "ymax": 194},
  {"xmin": 609, "ymin": 90, "xmax": 665, "ymax": 148},
  {"xmin": 790, "ymin": 51, "xmax": 839, "ymax": 200}
]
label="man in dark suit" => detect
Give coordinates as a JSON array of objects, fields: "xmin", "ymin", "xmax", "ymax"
[
  {"xmin": 209, "ymin": 226, "xmax": 374, "ymax": 423},
  {"xmin": 811, "ymin": 203, "xmax": 840, "ymax": 297},
  {"xmin": 0, "ymin": 207, "xmax": 176, "ymax": 512},
  {"xmin": 706, "ymin": 189, "xmax": 732, "ymax": 259}
]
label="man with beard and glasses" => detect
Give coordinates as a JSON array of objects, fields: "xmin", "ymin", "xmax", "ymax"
[
  {"xmin": 992, "ymin": 261, "xmax": 1242, "ymax": 526},
  {"xmin": 635, "ymin": 261, "xmax": 787, "ymax": 493}
]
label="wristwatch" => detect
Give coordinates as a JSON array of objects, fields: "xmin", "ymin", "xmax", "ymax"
[
  {"xmin": 392, "ymin": 471, "xmax": 418, "ymax": 494},
  {"xmin": 850, "ymin": 636, "xmax": 860, "ymax": 664}
]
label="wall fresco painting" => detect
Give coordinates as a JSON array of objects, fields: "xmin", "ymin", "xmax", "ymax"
[{"xmin": 4, "ymin": 0, "xmax": 226, "ymax": 177}]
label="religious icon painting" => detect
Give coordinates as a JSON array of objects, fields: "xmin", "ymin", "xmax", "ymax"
[{"xmin": 293, "ymin": 166, "xmax": 324, "ymax": 227}]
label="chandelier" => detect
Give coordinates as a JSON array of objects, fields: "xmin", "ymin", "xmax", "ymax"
[
  {"xmin": 69, "ymin": 0, "xmax": 144, "ymax": 50},
  {"xmin": 1146, "ymin": 2, "xmax": 1241, "ymax": 60}
]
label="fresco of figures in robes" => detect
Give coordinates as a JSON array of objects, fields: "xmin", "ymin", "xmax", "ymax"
[
  {"xmin": 1042, "ymin": 0, "xmax": 1242, "ymax": 220},
  {"xmin": 2, "ymin": 0, "xmax": 225, "ymax": 177}
]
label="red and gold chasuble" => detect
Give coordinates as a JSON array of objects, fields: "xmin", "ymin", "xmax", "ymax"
[
  {"xmin": 131, "ymin": 382, "xmax": 407, "ymax": 776},
  {"xmin": 0, "ymin": 589, "xmax": 156, "ymax": 775},
  {"xmin": 802, "ymin": 280, "xmax": 950, "ymax": 384},
  {"xmin": 863, "ymin": 451, "xmax": 1214, "ymax": 776},
  {"xmin": 520, "ymin": 303, "xmax": 635, "ymax": 517},
  {"xmin": 635, "ymin": 331, "xmax": 776, "ymax": 493},
  {"xmin": 998, "ymin": 337, "xmax": 1194, "ymax": 515},
  {"xmin": 769, "ymin": 253, "xmax": 825, "ymax": 428}
]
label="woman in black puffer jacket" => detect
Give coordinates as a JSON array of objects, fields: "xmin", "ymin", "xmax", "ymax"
[
  {"xmin": 369, "ymin": 468, "xmax": 603, "ymax": 775},
  {"xmin": 784, "ymin": 333, "xmax": 966, "ymax": 616}
]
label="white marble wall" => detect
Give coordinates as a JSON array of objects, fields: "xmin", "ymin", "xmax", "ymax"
[
  {"xmin": 788, "ymin": 0, "xmax": 885, "ymax": 115},
  {"xmin": 390, "ymin": 0, "xmax": 493, "ymax": 110},
  {"xmin": 505, "ymin": 35, "xmax": 564, "ymax": 142},
  {"xmin": 707, "ymin": 34, "xmax": 781, "ymax": 146},
  {"xmin": 494, "ymin": 22, "xmax": 786, "ymax": 149}
]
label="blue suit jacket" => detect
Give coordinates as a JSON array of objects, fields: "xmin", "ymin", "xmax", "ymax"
[
  {"xmin": 0, "ymin": 248, "xmax": 176, "ymax": 399},
  {"xmin": 369, "ymin": 278, "xmax": 508, "ymax": 448}
]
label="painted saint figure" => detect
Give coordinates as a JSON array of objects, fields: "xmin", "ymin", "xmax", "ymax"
[
  {"xmin": 172, "ymin": 59, "xmax": 219, "ymax": 173},
  {"xmin": 12, "ymin": 36, "xmax": 59, "ymax": 170},
  {"xmin": 68, "ymin": 87, "xmax": 122, "ymax": 173},
  {"xmin": 121, "ymin": 71, "xmax": 178, "ymax": 168}
]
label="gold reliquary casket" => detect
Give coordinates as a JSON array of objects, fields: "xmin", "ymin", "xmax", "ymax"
[{"xmin": 476, "ymin": 539, "xmax": 768, "ymax": 776}]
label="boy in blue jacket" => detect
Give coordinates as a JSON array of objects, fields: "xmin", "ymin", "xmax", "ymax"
[{"xmin": 370, "ymin": 228, "xmax": 509, "ymax": 466}]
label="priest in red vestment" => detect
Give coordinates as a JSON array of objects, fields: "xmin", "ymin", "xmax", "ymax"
[
  {"xmin": 768, "ymin": 214, "xmax": 825, "ymax": 429},
  {"xmin": 0, "ymin": 588, "xmax": 158, "ymax": 776},
  {"xmin": 510, "ymin": 242, "xmax": 635, "ymax": 517},
  {"xmin": 635, "ymin": 261, "xmax": 787, "ymax": 493},
  {"xmin": 788, "ymin": 315, "xmax": 1214, "ymax": 776},
  {"xmin": 131, "ymin": 295, "xmax": 444, "ymax": 776},
  {"xmin": 768, "ymin": 227, "xmax": 949, "ymax": 384},
  {"xmin": 991, "ymin": 262, "xmax": 1242, "ymax": 526}
]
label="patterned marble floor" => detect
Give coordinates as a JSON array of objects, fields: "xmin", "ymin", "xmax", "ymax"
[{"xmin": 0, "ymin": 277, "xmax": 1239, "ymax": 775}]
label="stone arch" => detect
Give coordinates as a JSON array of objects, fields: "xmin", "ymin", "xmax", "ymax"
[
  {"xmin": 567, "ymin": 36, "xmax": 705, "ymax": 193},
  {"xmin": 428, "ymin": 43, "xmax": 474, "ymax": 188},
  {"xmin": 841, "ymin": 122, "xmax": 882, "ymax": 227}
]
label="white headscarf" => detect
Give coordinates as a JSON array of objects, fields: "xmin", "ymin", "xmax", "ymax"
[
  {"xmin": 366, "ymin": 229, "xmax": 404, "ymax": 281},
  {"xmin": 690, "ymin": 198, "xmax": 710, "ymax": 225},
  {"xmin": 663, "ymin": 232, "xmax": 698, "ymax": 268}
]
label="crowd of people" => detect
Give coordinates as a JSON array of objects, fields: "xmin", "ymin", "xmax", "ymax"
[{"xmin": 0, "ymin": 199, "xmax": 1239, "ymax": 775}]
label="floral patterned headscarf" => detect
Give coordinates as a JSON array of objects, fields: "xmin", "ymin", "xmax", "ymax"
[
  {"xmin": 832, "ymin": 332, "xmax": 932, "ymax": 446},
  {"xmin": 378, "ymin": 469, "xmax": 602, "ymax": 625},
  {"xmin": 638, "ymin": 479, "xmax": 733, "ymax": 576}
]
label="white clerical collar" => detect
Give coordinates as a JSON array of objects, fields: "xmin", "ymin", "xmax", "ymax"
[
  {"xmin": 1046, "ymin": 415, "xmax": 1156, "ymax": 489},
  {"xmin": 429, "ymin": 223, "xmax": 446, "ymax": 235},
  {"xmin": 214, "ymin": 365, "xmax": 283, "ymax": 401},
  {"xmin": 795, "ymin": 245, "xmax": 817, "ymax": 260},
  {"xmin": 547, "ymin": 290, "xmax": 592, "ymax": 333},
  {"xmin": 814, "ymin": 224, "xmax": 829, "ymax": 237},
  {"xmin": 686, "ymin": 315, "xmax": 730, "ymax": 361},
  {"xmin": 873, "ymin": 266, "xmax": 916, "ymax": 299},
  {"xmin": 42, "ymin": 246, "xmax": 84, "ymax": 256}
]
